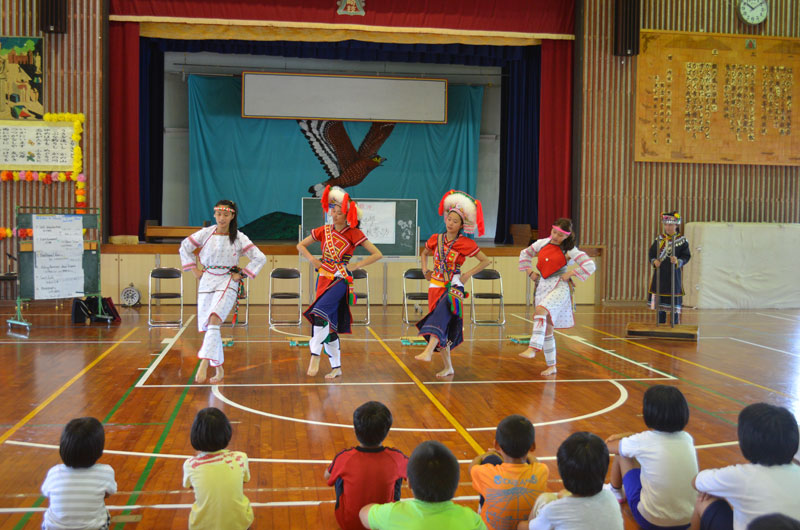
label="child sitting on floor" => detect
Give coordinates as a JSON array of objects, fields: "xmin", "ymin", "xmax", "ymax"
[
  {"xmin": 41, "ymin": 417, "xmax": 117, "ymax": 530},
  {"xmin": 690, "ymin": 402, "xmax": 800, "ymax": 530},
  {"xmin": 470, "ymin": 414, "xmax": 549, "ymax": 530},
  {"xmin": 325, "ymin": 401, "xmax": 408, "ymax": 530},
  {"xmin": 360, "ymin": 440, "xmax": 487, "ymax": 529},
  {"xmin": 520, "ymin": 431, "xmax": 623, "ymax": 530},
  {"xmin": 183, "ymin": 407, "xmax": 253, "ymax": 530},
  {"xmin": 604, "ymin": 385, "xmax": 698, "ymax": 529}
]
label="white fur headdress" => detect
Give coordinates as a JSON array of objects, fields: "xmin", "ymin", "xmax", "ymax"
[
  {"xmin": 438, "ymin": 189, "xmax": 484, "ymax": 236},
  {"xmin": 321, "ymin": 185, "xmax": 360, "ymax": 228}
]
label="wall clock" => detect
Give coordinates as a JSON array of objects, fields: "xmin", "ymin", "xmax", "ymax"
[{"xmin": 738, "ymin": 0, "xmax": 768, "ymax": 25}]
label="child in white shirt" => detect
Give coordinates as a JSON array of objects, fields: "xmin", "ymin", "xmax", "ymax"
[
  {"xmin": 41, "ymin": 417, "xmax": 117, "ymax": 530},
  {"xmin": 519, "ymin": 431, "xmax": 623, "ymax": 530},
  {"xmin": 605, "ymin": 385, "xmax": 698, "ymax": 529},
  {"xmin": 690, "ymin": 403, "xmax": 800, "ymax": 530}
]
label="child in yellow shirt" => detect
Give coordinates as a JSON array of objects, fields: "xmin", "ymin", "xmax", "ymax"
[{"xmin": 183, "ymin": 408, "xmax": 253, "ymax": 530}]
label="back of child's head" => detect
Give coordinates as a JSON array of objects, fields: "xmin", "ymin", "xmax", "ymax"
[
  {"xmin": 407, "ymin": 440, "xmax": 459, "ymax": 503},
  {"xmin": 556, "ymin": 431, "xmax": 608, "ymax": 496},
  {"xmin": 190, "ymin": 407, "xmax": 232, "ymax": 452},
  {"xmin": 737, "ymin": 403, "xmax": 799, "ymax": 466},
  {"xmin": 353, "ymin": 401, "xmax": 392, "ymax": 447},
  {"xmin": 748, "ymin": 514, "xmax": 800, "ymax": 530},
  {"xmin": 495, "ymin": 414, "xmax": 535, "ymax": 459},
  {"xmin": 643, "ymin": 385, "xmax": 690, "ymax": 433},
  {"xmin": 59, "ymin": 417, "xmax": 105, "ymax": 469}
]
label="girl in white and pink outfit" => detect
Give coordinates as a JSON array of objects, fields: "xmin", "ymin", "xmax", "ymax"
[{"xmin": 518, "ymin": 218, "xmax": 595, "ymax": 375}]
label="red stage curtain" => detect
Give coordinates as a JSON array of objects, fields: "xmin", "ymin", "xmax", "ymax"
[
  {"xmin": 538, "ymin": 39, "xmax": 573, "ymax": 230},
  {"xmin": 108, "ymin": 22, "xmax": 141, "ymax": 236},
  {"xmin": 110, "ymin": 0, "xmax": 574, "ymax": 36}
]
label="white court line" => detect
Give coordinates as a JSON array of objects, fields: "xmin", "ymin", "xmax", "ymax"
[
  {"xmin": 139, "ymin": 377, "xmax": 671, "ymax": 389},
  {"xmin": 212, "ymin": 380, "xmax": 632, "ymax": 432},
  {"xmin": 773, "ymin": 312, "xmax": 800, "ymax": 320},
  {"xmin": 510, "ymin": 313, "xmax": 677, "ymax": 380},
  {"xmin": 4, "ymin": 440, "xmax": 330, "ymax": 464},
  {"xmin": 730, "ymin": 337, "xmax": 800, "ymax": 359},
  {"xmin": 136, "ymin": 315, "xmax": 195, "ymax": 388},
  {"xmin": 468, "ymin": 380, "xmax": 629, "ymax": 431},
  {"xmin": 756, "ymin": 312, "xmax": 800, "ymax": 322},
  {"xmin": 0, "ymin": 496, "xmax": 483, "ymax": 513},
  {"xmin": 0, "ymin": 341, "xmax": 141, "ymax": 344},
  {"xmin": 140, "ymin": 381, "xmax": 416, "ymax": 388},
  {"xmin": 4, "ymin": 439, "xmax": 737, "ymax": 470},
  {"xmin": 268, "ymin": 325, "xmax": 311, "ymax": 339}
]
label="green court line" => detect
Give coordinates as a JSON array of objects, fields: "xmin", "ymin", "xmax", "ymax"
[
  {"xmin": 560, "ymin": 346, "xmax": 738, "ymax": 427},
  {"xmin": 560, "ymin": 332, "xmax": 749, "ymax": 408},
  {"xmin": 112, "ymin": 362, "xmax": 199, "ymax": 529},
  {"xmin": 102, "ymin": 347, "xmax": 167, "ymax": 424},
  {"xmin": 12, "ymin": 495, "xmax": 45, "ymax": 530}
]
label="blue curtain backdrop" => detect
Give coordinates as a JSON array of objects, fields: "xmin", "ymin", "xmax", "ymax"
[
  {"xmin": 140, "ymin": 38, "xmax": 540, "ymax": 241},
  {"xmin": 188, "ymin": 75, "xmax": 482, "ymax": 238}
]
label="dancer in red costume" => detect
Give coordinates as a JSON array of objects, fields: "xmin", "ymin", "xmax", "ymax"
[
  {"xmin": 297, "ymin": 186, "xmax": 383, "ymax": 379},
  {"xmin": 415, "ymin": 190, "xmax": 490, "ymax": 378}
]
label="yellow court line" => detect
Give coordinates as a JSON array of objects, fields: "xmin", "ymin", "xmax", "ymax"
[
  {"xmin": 583, "ymin": 326, "xmax": 790, "ymax": 398},
  {"xmin": 0, "ymin": 327, "xmax": 140, "ymax": 445},
  {"xmin": 367, "ymin": 327, "xmax": 484, "ymax": 455}
]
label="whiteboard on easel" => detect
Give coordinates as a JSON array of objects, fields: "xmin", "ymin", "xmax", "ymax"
[{"xmin": 32, "ymin": 214, "xmax": 84, "ymax": 299}]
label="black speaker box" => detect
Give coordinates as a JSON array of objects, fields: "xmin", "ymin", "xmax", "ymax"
[
  {"xmin": 613, "ymin": 0, "xmax": 640, "ymax": 56},
  {"xmin": 39, "ymin": 0, "xmax": 68, "ymax": 34}
]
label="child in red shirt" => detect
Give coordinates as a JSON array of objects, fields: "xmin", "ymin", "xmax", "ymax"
[{"xmin": 325, "ymin": 401, "xmax": 408, "ymax": 530}]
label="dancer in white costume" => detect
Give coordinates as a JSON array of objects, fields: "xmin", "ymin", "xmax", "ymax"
[
  {"xmin": 518, "ymin": 218, "xmax": 595, "ymax": 376},
  {"xmin": 180, "ymin": 200, "xmax": 267, "ymax": 384}
]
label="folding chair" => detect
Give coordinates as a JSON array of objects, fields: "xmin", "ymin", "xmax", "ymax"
[
  {"xmin": 268, "ymin": 268, "xmax": 302, "ymax": 326},
  {"xmin": 351, "ymin": 268, "xmax": 370, "ymax": 325},
  {"xmin": 470, "ymin": 268, "xmax": 505, "ymax": 325},
  {"xmin": 148, "ymin": 267, "xmax": 183, "ymax": 327},
  {"xmin": 402, "ymin": 268, "xmax": 429, "ymax": 324}
]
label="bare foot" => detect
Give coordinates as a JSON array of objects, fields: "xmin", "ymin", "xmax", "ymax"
[
  {"xmin": 195, "ymin": 359, "xmax": 209, "ymax": 383},
  {"xmin": 324, "ymin": 368, "xmax": 342, "ymax": 380},
  {"xmin": 307, "ymin": 355, "xmax": 320, "ymax": 376},
  {"xmin": 436, "ymin": 367, "xmax": 455, "ymax": 378},
  {"xmin": 209, "ymin": 366, "xmax": 224, "ymax": 384},
  {"xmin": 519, "ymin": 347, "xmax": 537, "ymax": 359},
  {"xmin": 540, "ymin": 365, "xmax": 557, "ymax": 376},
  {"xmin": 415, "ymin": 348, "xmax": 434, "ymax": 362}
]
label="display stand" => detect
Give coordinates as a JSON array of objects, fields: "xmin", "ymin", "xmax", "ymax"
[{"xmin": 6, "ymin": 206, "xmax": 108, "ymax": 331}]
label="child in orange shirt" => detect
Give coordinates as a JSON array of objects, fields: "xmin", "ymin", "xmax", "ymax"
[{"xmin": 470, "ymin": 415, "xmax": 550, "ymax": 530}]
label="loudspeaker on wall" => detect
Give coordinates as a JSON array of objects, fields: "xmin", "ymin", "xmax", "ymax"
[
  {"xmin": 613, "ymin": 0, "xmax": 640, "ymax": 56},
  {"xmin": 39, "ymin": 0, "xmax": 67, "ymax": 34}
]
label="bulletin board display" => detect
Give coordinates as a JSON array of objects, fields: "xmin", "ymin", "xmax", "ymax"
[
  {"xmin": 0, "ymin": 119, "xmax": 76, "ymax": 171},
  {"xmin": 635, "ymin": 30, "xmax": 800, "ymax": 166}
]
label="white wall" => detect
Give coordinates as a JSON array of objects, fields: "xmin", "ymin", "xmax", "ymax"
[{"xmin": 162, "ymin": 52, "xmax": 501, "ymax": 238}]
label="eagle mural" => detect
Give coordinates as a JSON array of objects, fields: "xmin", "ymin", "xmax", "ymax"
[{"xmin": 298, "ymin": 119, "xmax": 396, "ymax": 196}]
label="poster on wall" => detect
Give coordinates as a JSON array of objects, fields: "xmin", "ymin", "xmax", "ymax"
[{"xmin": 0, "ymin": 36, "xmax": 44, "ymax": 120}]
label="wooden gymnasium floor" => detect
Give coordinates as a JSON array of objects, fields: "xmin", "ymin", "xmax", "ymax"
[{"xmin": 0, "ymin": 300, "xmax": 798, "ymax": 529}]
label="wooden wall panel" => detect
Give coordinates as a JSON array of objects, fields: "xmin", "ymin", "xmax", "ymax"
[
  {"xmin": 0, "ymin": 0, "xmax": 103, "ymax": 299},
  {"xmin": 580, "ymin": 0, "xmax": 800, "ymax": 301}
]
